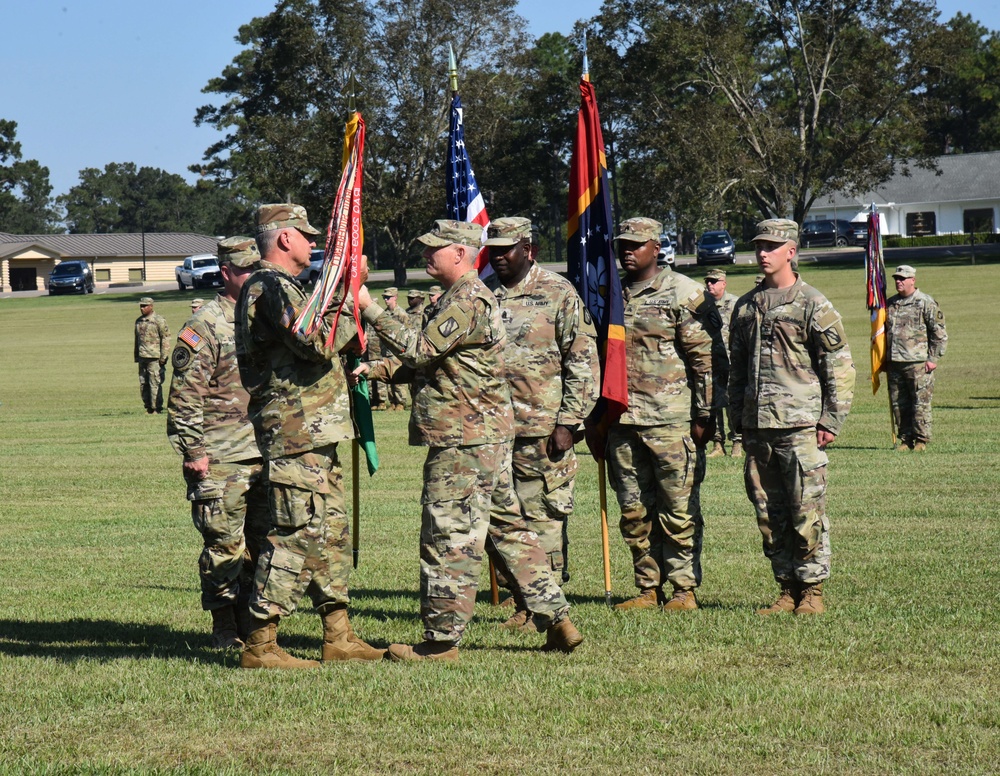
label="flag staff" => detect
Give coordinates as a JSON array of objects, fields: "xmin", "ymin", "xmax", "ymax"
[{"xmin": 349, "ymin": 71, "xmax": 362, "ymax": 568}]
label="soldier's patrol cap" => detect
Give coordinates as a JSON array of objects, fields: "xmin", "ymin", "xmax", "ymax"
[
  {"xmin": 416, "ymin": 219, "xmax": 483, "ymax": 249},
  {"xmin": 705, "ymin": 268, "xmax": 727, "ymax": 281},
  {"xmin": 751, "ymin": 218, "xmax": 799, "ymax": 245},
  {"xmin": 255, "ymin": 203, "xmax": 321, "ymax": 235},
  {"xmin": 892, "ymin": 264, "xmax": 916, "ymax": 278},
  {"xmin": 139, "ymin": 297, "xmax": 154, "ymax": 306},
  {"xmin": 383, "ymin": 287, "xmax": 398, "ymax": 298},
  {"xmin": 484, "ymin": 217, "xmax": 532, "ymax": 246},
  {"xmin": 407, "ymin": 289, "xmax": 424, "ymax": 300},
  {"xmin": 615, "ymin": 217, "xmax": 662, "ymax": 243},
  {"xmin": 217, "ymin": 236, "xmax": 261, "ymax": 268},
  {"xmin": 190, "ymin": 298, "xmax": 204, "ymax": 308},
  {"xmin": 428, "ymin": 285, "xmax": 443, "ymax": 295}
]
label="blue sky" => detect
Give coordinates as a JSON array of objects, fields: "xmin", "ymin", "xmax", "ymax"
[{"xmin": 0, "ymin": 0, "xmax": 995, "ymax": 201}]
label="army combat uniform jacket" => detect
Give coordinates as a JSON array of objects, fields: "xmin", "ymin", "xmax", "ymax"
[
  {"xmin": 363, "ymin": 270, "xmax": 513, "ymax": 446},
  {"xmin": 729, "ymin": 277, "xmax": 855, "ymax": 434},
  {"xmin": 134, "ymin": 312, "xmax": 170, "ymax": 362},
  {"xmin": 493, "ymin": 263, "xmax": 599, "ymax": 437},
  {"xmin": 167, "ymin": 295, "xmax": 259, "ymax": 464},
  {"xmin": 886, "ymin": 289, "xmax": 947, "ymax": 364}
]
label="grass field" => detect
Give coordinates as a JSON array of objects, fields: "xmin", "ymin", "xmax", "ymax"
[{"xmin": 1, "ymin": 258, "xmax": 998, "ymax": 774}]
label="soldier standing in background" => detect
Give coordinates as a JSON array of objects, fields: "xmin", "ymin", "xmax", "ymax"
[
  {"xmin": 167, "ymin": 237, "xmax": 268, "ymax": 650},
  {"xmin": 426, "ymin": 285, "xmax": 443, "ymax": 310},
  {"xmin": 729, "ymin": 219, "xmax": 855, "ymax": 616},
  {"xmin": 235, "ymin": 203, "xmax": 383, "ymax": 669},
  {"xmin": 885, "ymin": 264, "xmax": 947, "ymax": 451},
  {"xmin": 383, "ymin": 287, "xmax": 411, "ymax": 410},
  {"xmin": 587, "ymin": 217, "xmax": 715, "ymax": 613},
  {"xmin": 704, "ymin": 268, "xmax": 741, "ymax": 458},
  {"xmin": 134, "ymin": 296, "xmax": 170, "ymax": 414},
  {"xmin": 485, "ymin": 217, "xmax": 599, "ymax": 631},
  {"xmin": 190, "ymin": 298, "xmax": 204, "ymax": 314},
  {"xmin": 353, "ymin": 219, "xmax": 583, "ymax": 661}
]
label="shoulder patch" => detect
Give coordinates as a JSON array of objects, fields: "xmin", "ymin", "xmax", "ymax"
[
  {"xmin": 178, "ymin": 327, "xmax": 205, "ymax": 351},
  {"xmin": 279, "ymin": 305, "xmax": 296, "ymax": 329},
  {"xmin": 426, "ymin": 304, "xmax": 472, "ymax": 351},
  {"xmin": 172, "ymin": 345, "xmax": 193, "ymax": 370}
]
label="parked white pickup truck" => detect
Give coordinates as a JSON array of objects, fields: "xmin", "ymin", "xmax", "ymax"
[{"xmin": 176, "ymin": 254, "xmax": 223, "ymax": 290}]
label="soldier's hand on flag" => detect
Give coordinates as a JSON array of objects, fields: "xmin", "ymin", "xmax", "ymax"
[
  {"xmin": 356, "ymin": 284, "xmax": 374, "ymax": 311},
  {"xmin": 925, "ymin": 360, "xmax": 937, "ymax": 373},
  {"xmin": 348, "ymin": 362, "xmax": 370, "ymax": 388},
  {"xmin": 357, "ymin": 253, "xmax": 369, "ymax": 285}
]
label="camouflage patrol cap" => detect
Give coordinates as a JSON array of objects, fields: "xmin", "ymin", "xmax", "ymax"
[
  {"xmin": 255, "ymin": 203, "xmax": 321, "ymax": 235},
  {"xmin": 416, "ymin": 219, "xmax": 484, "ymax": 249},
  {"xmin": 217, "ymin": 236, "xmax": 261, "ymax": 268},
  {"xmin": 407, "ymin": 289, "xmax": 424, "ymax": 300},
  {"xmin": 616, "ymin": 217, "xmax": 662, "ymax": 243},
  {"xmin": 139, "ymin": 297, "xmax": 154, "ymax": 306},
  {"xmin": 190, "ymin": 298, "xmax": 204, "ymax": 308},
  {"xmin": 484, "ymin": 216, "xmax": 532, "ymax": 246},
  {"xmin": 751, "ymin": 218, "xmax": 799, "ymax": 245},
  {"xmin": 892, "ymin": 264, "xmax": 916, "ymax": 278},
  {"xmin": 428, "ymin": 285, "xmax": 443, "ymax": 295},
  {"xmin": 704, "ymin": 268, "xmax": 728, "ymax": 281},
  {"xmin": 383, "ymin": 287, "xmax": 399, "ymax": 298}
]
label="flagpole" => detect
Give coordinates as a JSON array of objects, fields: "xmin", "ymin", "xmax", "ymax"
[{"xmin": 348, "ymin": 72, "xmax": 362, "ymax": 569}]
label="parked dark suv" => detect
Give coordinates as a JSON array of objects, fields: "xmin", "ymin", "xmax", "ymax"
[
  {"xmin": 800, "ymin": 219, "xmax": 865, "ymax": 248},
  {"xmin": 48, "ymin": 260, "xmax": 95, "ymax": 295},
  {"xmin": 696, "ymin": 230, "xmax": 736, "ymax": 265}
]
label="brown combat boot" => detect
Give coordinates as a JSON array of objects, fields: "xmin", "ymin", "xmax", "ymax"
[
  {"xmin": 730, "ymin": 441, "xmax": 743, "ymax": 458},
  {"xmin": 542, "ymin": 616, "xmax": 584, "ymax": 653},
  {"xmin": 387, "ymin": 640, "xmax": 459, "ymax": 662},
  {"xmin": 499, "ymin": 609, "xmax": 540, "ymax": 633},
  {"xmin": 210, "ymin": 605, "xmax": 244, "ymax": 649},
  {"xmin": 662, "ymin": 588, "xmax": 699, "ymax": 611},
  {"xmin": 912, "ymin": 442, "xmax": 927, "ymax": 452},
  {"xmin": 757, "ymin": 582, "xmax": 799, "ymax": 615},
  {"xmin": 794, "ymin": 583, "xmax": 825, "ymax": 615},
  {"xmin": 497, "ymin": 595, "xmax": 517, "ymax": 609},
  {"xmin": 614, "ymin": 588, "xmax": 660, "ymax": 611},
  {"xmin": 706, "ymin": 441, "xmax": 725, "ymax": 458},
  {"xmin": 240, "ymin": 619, "xmax": 320, "ymax": 669},
  {"xmin": 320, "ymin": 607, "xmax": 386, "ymax": 662}
]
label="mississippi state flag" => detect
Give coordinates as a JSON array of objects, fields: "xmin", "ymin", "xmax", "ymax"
[{"xmin": 446, "ymin": 94, "xmax": 490, "ymax": 273}]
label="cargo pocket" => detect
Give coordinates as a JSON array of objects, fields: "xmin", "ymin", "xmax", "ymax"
[
  {"xmin": 262, "ymin": 546, "xmax": 306, "ymax": 615},
  {"xmin": 421, "ymin": 474, "xmax": 476, "ymax": 549},
  {"xmin": 269, "ymin": 484, "xmax": 318, "ymax": 531},
  {"xmin": 681, "ymin": 435, "xmax": 697, "ymax": 487}
]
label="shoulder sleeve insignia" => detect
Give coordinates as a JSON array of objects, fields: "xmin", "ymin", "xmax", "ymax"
[
  {"xmin": 426, "ymin": 304, "xmax": 472, "ymax": 350},
  {"xmin": 172, "ymin": 346, "xmax": 193, "ymax": 370},
  {"xmin": 178, "ymin": 327, "xmax": 205, "ymax": 351},
  {"xmin": 279, "ymin": 305, "xmax": 296, "ymax": 329},
  {"xmin": 438, "ymin": 317, "xmax": 459, "ymax": 338}
]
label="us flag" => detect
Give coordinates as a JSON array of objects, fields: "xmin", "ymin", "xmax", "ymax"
[{"xmin": 446, "ymin": 94, "xmax": 490, "ymax": 273}]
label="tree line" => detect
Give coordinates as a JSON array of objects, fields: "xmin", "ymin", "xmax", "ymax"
[{"xmin": 3, "ymin": 0, "xmax": 1000, "ymax": 265}]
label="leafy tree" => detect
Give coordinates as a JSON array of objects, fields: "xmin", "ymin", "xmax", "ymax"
[{"xmin": 0, "ymin": 119, "xmax": 59, "ymax": 234}]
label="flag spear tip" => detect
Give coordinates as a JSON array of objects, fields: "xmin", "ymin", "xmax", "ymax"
[
  {"xmin": 448, "ymin": 43, "xmax": 458, "ymax": 93},
  {"xmin": 582, "ymin": 30, "xmax": 590, "ymax": 80},
  {"xmin": 348, "ymin": 72, "xmax": 358, "ymax": 114}
]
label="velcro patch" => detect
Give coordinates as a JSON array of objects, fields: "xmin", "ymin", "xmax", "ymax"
[
  {"xmin": 426, "ymin": 304, "xmax": 471, "ymax": 351},
  {"xmin": 178, "ymin": 327, "xmax": 204, "ymax": 350},
  {"xmin": 279, "ymin": 305, "xmax": 296, "ymax": 329},
  {"xmin": 172, "ymin": 346, "xmax": 192, "ymax": 370}
]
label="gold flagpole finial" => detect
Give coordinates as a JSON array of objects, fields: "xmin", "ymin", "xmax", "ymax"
[{"xmin": 448, "ymin": 43, "xmax": 459, "ymax": 94}]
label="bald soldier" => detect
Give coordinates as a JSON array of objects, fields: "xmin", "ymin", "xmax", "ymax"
[
  {"xmin": 235, "ymin": 203, "xmax": 382, "ymax": 669},
  {"xmin": 704, "ymin": 268, "xmax": 741, "ymax": 458},
  {"xmin": 729, "ymin": 218, "xmax": 855, "ymax": 616},
  {"xmin": 134, "ymin": 296, "xmax": 170, "ymax": 414},
  {"xmin": 167, "ymin": 237, "xmax": 269, "ymax": 649},
  {"xmin": 485, "ymin": 217, "xmax": 599, "ymax": 630},
  {"xmin": 353, "ymin": 219, "xmax": 583, "ymax": 660}
]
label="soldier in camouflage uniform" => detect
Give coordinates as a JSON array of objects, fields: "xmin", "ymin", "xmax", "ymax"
[
  {"xmin": 234, "ymin": 204, "xmax": 383, "ymax": 669},
  {"xmin": 134, "ymin": 297, "xmax": 170, "ymax": 413},
  {"xmin": 384, "ymin": 288, "xmax": 412, "ymax": 410},
  {"xmin": 354, "ymin": 219, "xmax": 583, "ymax": 661},
  {"xmin": 885, "ymin": 265, "xmax": 947, "ymax": 451},
  {"xmin": 166, "ymin": 237, "xmax": 269, "ymax": 649},
  {"xmin": 704, "ymin": 268, "xmax": 741, "ymax": 458},
  {"xmin": 485, "ymin": 217, "xmax": 599, "ymax": 630},
  {"xmin": 426, "ymin": 285, "xmax": 443, "ymax": 310},
  {"xmin": 587, "ymin": 217, "xmax": 715, "ymax": 613},
  {"xmin": 729, "ymin": 219, "xmax": 855, "ymax": 616},
  {"xmin": 190, "ymin": 298, "xmax": 205, "ymax": 313}
]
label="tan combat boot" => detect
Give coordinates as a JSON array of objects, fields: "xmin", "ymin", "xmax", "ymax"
[
  {"xmin": 240, "ymin": 619, "xmax": 320, "ymax": 669},
  {"xmin": 757, "ymin": 582, "xmax": 799, "ymax": 615},
  {"xmin": 706, "ymin": 441, "xmax": 726, "ymax": 458},
  {"xmin": 542, "ymin": 616, "xmax": 584, "ymax": 653},
  {"xmin": 387, "ymin": 640, "xmax": 459, "ymax": 662},
  {"xmin": 662, "ymin": 588, "xmax": 699, "ymax": 611},
  {"xmin": 912, "ymin": 442, "xmax": 927, "ymax": 452},
  {"xmin": 730, "ymin": 441, "xmax": 743, "ymax": 458},
  {"xmin": 210, "ymin": 605, "xmax": 244, "ymax": 649},
  {"xmin": 499, "ymin": 609, "xmax": 540, "ymax": 633},
  {"xmin": 794, "ymin": 583, "xmax": 825, "ymax": 615},
  {"xmin": 320, "ymin": 607, "xmax": 386, "ymax": 662},
  {"xmin": 613, "ymin": 588, "xmax": 659, "ymax": 611}
]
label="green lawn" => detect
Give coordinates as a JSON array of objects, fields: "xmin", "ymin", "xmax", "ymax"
[{"xmin": 1, "ymin": 260, "xmax": 998, "ymax": 774}]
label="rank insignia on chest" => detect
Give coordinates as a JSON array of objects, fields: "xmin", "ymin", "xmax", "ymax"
[
  {"xmin": 501, "ymin": 308, "xmax": 514, "ymax": 325},
  {"xmin": 178, "ymin": 327, "xmax": 204, "ymax": 350}
]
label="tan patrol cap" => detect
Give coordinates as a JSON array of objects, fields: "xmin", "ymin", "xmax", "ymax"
[
  {"xmin": 407, "ymin": 289, "xmax": 424, "ymax": 300},
  {"xmin": 139, "ymin": 297, "xmax": 154, "ymax": 306},
  {"xmin": 383, "ymin": 287, "xmax": 398, "ymax": 298},
  {"xmin": 217, "ymin": 236, "xmax": 260, "ymax": 268},
  {"xmin": 751, "ymin": 218, "xmax": 799, "ymax": 245},
  {"xmin": 190, "ymin": 298, "xmax": 204, "ymax": 308},
  {"xmin": 892, "ymin": 264, "xmax": 916, "ymax": 278},
  {"xmin": 616, "ymin": 217, "xmax": 662, "ymax": 243},
  {"xmin": 428, "ymin": 285, "xmax": 443, "ymax": 295},
  {"xmin": 255, "ymin": 203, "xmax": 321, "ymax": 235},
  {"xmin": 704, "ymin": 268, "xmax": 727, "ymax": 281},
  {"xmin": 484, "ymin": 217, "xmax": 532, "ymax": 246},
  {"xmin": 416, "ymin": 219, "xmax": 484, "ymax": 249}
]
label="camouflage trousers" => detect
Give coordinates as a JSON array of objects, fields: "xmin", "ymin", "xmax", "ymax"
[
  {"xmin": 137, "ymin": 358, "xmax": 165, "ymax": 411},
  {"xmin": 388, "ymin": 381, "xmax": 410, "ymax": 409},
  {"xmin": 510, "ymin": 436, "xmax": 578, "ymax": 584},
  {"xmin": 186, "ymin": 461, "xmax": 269, "ymax": 611},
  {"xmin": 888, "ymin": 362, "xmax": 936, "ymax": 445},
  {"xmin": 607, "ymin": 423, "xmax": 705, "ymax": 592},
  {"xmin": 368, "ymin": 377, "xmax": 385, "ymax": 409},
  {"xmin": 711, "ymin": 369, "xmax": 740, "ymax": 444},
  {"xmin": 420, "ymin": 441, "xmax": 569, "ymax": 644},
  {"xmin": 250, "ymin": 443, "xmax": 352, "ymax": 620},
  {"xmin": 743, "ymin": 428, "xmax": 831, "ymax": 585}
]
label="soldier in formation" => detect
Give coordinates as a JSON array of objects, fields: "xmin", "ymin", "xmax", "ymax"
[
  {"xmin": 190, "ymin": 298, "xmax": 204, "ymax": 313},
  {"xmin": 234, "ymin": 203, "xmax": 383, "ymax": 669},
  {"xmin": 485, "ymin": 217, "xmax": 599, "ymax": 630},
  {"xmin": 587, "ymin": 217, "xmax": 715, "ymax": 612},
  {"xmin": 703, "ymin": 268, "xmax": 741, "ymax": 458},
  {"xmin": 729, "ymin": 219, "xmax": 855, "ymax": 616},
  {"xmin": 353, "ymin": 219, "xmax": 583, "ymax": 661},
  {"xmin": 885, "ymin": 264, "xmax": 947, "ymax": 451},
  {"xmin": 166, "ymin": 237, "xmax": 269, "ymax": 649},
  {"xmin": 134, "ymin": 296, "xmax": 171, "ymax": 414}
]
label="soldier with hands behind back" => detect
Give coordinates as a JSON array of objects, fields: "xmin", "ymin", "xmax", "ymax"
[{"xmin": 134, "ymin": 296, "xmax": 170, "ymax": 414}]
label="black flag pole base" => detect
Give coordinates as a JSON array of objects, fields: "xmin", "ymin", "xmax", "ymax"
[{"xmin": 352, "ymin": 550, "xmax": 359, "ymax": 570}]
